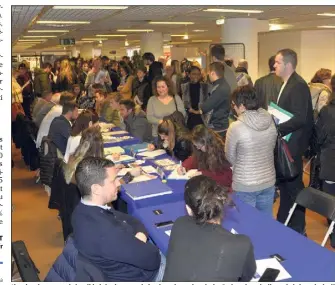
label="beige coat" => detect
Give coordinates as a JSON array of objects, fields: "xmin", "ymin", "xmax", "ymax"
[
  {"xmin": 119, "ymin": 75, "xmax": 134, "ymax": 100},
  {"xmin": 12, "ymin": 76, "xmax": 23, "ymax": 103}
]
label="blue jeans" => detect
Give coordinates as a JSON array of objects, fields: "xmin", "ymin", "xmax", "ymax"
[{"xmin": 235, "ymin": 186, "xmax": 275, "ymax": 216}]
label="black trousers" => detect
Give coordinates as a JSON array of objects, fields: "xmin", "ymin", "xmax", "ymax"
[
  {"xmin": 277, "ymin": 156, "xmax": 306, "ymax": 234},
  {"xmin": 323, "ymin": 182, "xmax": 335, "ymax": 234}
]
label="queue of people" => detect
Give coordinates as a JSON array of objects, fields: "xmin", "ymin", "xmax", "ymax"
[{"xmin": 11, "ymin": 44, "xmax": 335, "ymax": 282}]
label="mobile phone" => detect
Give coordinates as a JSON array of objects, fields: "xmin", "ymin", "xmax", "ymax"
[
  {"xmin": 120, "ymin": 172, "xmax": 134, "ymax": 184},
  {"xmin": 155, "ymin": 220, "xmax": 174, "ymax": 228},
  {"xmin": 153, "ymin": 209, "xmax": 163, "ymax": 215},
  {"xmin": 259, "ymin": 268, "xmax": 280, "ymax": 282}
]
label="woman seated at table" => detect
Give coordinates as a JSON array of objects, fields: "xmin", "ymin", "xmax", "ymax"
[
  {"xmin": 163, "ymin": 175, "xmax": 256, "ymax": 282},
  {"xmin": 178, "ymin": 125, "xmax": 232, "ymax": 187},
  {"xmin": 109, "ymin": 92, "xmax": 125, "ymax": 129},
  {"xmin": 148, "ymin": 119, "xmax": 192, "ymax": 161},
  {"xmin": 64, "ymin": 109, "xmax": 99, "ymax": 163}
]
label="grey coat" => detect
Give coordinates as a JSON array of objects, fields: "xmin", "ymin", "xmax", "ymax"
[{"xmin": 225, "ymin": 108, "xmax": 277, "ymax": 192}]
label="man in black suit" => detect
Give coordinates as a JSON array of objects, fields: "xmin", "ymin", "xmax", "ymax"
[
  {"xmin": 254, "ymin": 55, "xmax": 283, "ymax": 109},
  {"xmin": 48, "ymin": 101, "xmax": 78, "ymax": 155},
  {"xmin": 274, "ymin": 49, "xmax": 313, "ymax": 234}
]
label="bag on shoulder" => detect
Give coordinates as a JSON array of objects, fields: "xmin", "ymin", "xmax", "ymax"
[{"xmin": 163, "ymin": 96, "xmax": 186, "ymax": 127}]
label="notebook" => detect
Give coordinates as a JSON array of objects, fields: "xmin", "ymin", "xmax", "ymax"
[
  {"xmin": 106, "ymin": 154, "xmax": 135, "ymax": 164},
  {"xmin": 123, "ymin": 178, "xmax": 173, "ymax": 200},
  {"xmin": 137, "ymin": 149, "xmax": 166, "ymax": 158},
  {"xmin": 104, "ymin": 146, "xmax": 125, "ymax": 155},
  {"xmin": 123, "ymin": 143, "xmax": 149, "ymax": 153},
  {"xmin": 167, "ymin": 169, "xmax": 202, "ymax": 180}
]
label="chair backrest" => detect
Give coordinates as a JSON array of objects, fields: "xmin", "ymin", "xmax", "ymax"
[{"xmin": 296, "ymin": 187, "xmax": 335, "ymax": 221}]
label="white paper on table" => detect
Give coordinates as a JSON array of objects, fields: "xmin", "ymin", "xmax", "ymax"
[
  {"xmin": 230, "ymin": 228, "xmax": 238, "ymax": 235},
  {"xmin": 154, "ymin": 158, "xmax": 176, "ymax": 167},
  {"xmin": 128, "ymin": 160, "xmax": 145, "ymax": 167},
  {"xmin": 104, "ymin": 146, "xmax": 125, "ymax": 155},
  {"xmin": 129, "ymin": 175, "xmax": 157, "ymax": 183},
  {"xmin": 106, "ymin": 154, "xmax": 134, "ymax": 163},
  {"xmin": 251, "ymin": 258, "xmax": 291, "ymax": 282},
  {"xmin": 165, "ymin": 230, "xmax": 171, "ymax": 236},
  {"xmin": 164, "ymin": 164, "xmax": 179, "ymax": 171},
  {"xmin": 107, "ymin": 130, "xmax": 129, "ymax": 135},
  {"xmin": 168, "ymin": 169, "xmax": 202, "ymax": 180},
  {"xmin": 116, "ymin": 168, "xmax": 132, "ymax": 176},
  {"xmin": 141, "ymin": 165, "xmax": 158, "ymax": 174},
  {"xmin": 137, "ymin": 149, "xmax": 166, "ymax": 158}
]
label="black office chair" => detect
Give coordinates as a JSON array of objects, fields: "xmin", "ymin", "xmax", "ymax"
[{"xmin": 285, "ymin": 187, "xmax": 335, "ymax": 247}]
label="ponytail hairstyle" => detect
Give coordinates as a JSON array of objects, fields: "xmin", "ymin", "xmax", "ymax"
[{"xmin": 157, "ymin": 119, "xmax": 176, "ymax": 151}]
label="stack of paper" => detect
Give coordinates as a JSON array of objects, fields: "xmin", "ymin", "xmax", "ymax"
[
  {"xmin": 106, "ymin": 154, "xmax": 135, "ymax": 164},
  {"xmin": 251, "ymin": 258, "xmax": 291, "ymax": 282},
  {"xmin": 141, "ymin": 165, "xmax": 158, "ymax": 174},
  {"xmin": 137, "ymin": 149, "xmax": 166, "ymax": 158},
  {"xmin": 154, "ymin": 158, "xmax": 176, "ymax": 167},
  {"xmin": 167, "ymin": 169, "xmax": 202, "ymax": 180},
  {"xmin": 104, "ymin": 146, "xmax": 125, "ymax": 155}
]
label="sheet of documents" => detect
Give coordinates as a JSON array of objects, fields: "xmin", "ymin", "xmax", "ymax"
[
  {"xmin": 129, "ymin": 175, "xmax": 157, "ymax": 183},
  {"xmin": 117, "ymin": 168, "xmax": 132, "ymax": 176},
  {"xmin": 141, "ymin": 165, "xmax": 158, "ymax": 174},
  {"xmin": 165, "ymin": 230, "xmax": 171, "ymax": 236},
  {"xmin": 107, "ymin": 130, "xmax": 129, "ymax": 135},
  {"xmin": 137, "ymin": 149, "xmax": 166, "ymax": 158},
  {"xmin": 268, "ymin": 102, "xmax": 293, "ymax": 141},
  {"xmin": 168, "ymin": 168, "xmax": 202, "ymax": 180},
  {"xmin": 251, "ymin": 258, "xmax": 291, "ymax": 282},
  {"xmin": 230, "ymin": 228, "xmax": 238, "ymax": 234},
  {"xmin": 104, "ymin": 146, "xmax": 125, "ymax": 155},
  {"xmin": 106, "ymin": 154, "xmax": 134, "ymax": 163},
  {"xmin": 154, "ymin": 158, "xmax": 176, "ymax": 167}
]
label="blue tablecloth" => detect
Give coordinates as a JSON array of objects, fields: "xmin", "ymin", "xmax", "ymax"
[{"xmin": 132, "ymin": 198, "xmax": 335, "ymax": 282}]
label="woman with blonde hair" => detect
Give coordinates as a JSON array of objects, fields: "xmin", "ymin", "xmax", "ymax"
[
  {"xmin": 56, "ymin": 58, "xmax": 79, "ymax": 92},
  {"xmin": 63, "ymin": 125, "xmax": 104, "ymax": 184}
]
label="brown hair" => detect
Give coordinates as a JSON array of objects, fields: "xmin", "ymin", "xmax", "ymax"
[
  {"xmin": 171, "ymin": 60, "xmax": 181, "ymax": 75},
  {"xmin": 153, "ymin": 75, "xmax": 175, "ymax": 96},
  {"xmin": 311, "ymin": 68, "xmax": 332, "ymax": 84},
  {"xmin": 209, "ymin": 62, "xmax": 225, "ymax": 78},
  {"xmin": 277, "ymin": 48, "xmax": 298, "ymax": 69},
  {"xmin": 59, "ymin": 59, "xmax": 73, "ymax": 84},
  {"xmin": 71, "ymin": 109, "xmax": 99, "ymax": 136},
  {"xmin": 191, "ymin": 125, "xmax": 230, "ymax": 172},
  {"xmin": 157, "ymin": 120, "xmax": 176, "ymax": 151}
]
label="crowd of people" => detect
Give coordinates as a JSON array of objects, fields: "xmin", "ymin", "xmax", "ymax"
[{"xmin": 11, "ymin": 44, "xmax": 335, "ymax": 282}]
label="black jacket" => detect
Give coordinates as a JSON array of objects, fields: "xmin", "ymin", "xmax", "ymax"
[
  {"xmin": 201, "ymin": 77, "xmax": 231, "ymax": 131},
  {"xmin": 277, "ymin": 72, "xmax": 313, "ymax": 157},
  {"xmin": 316, "ymin": 98, "xmax": 335, "ymax": 181},
  {"xmin": 147, "ymin": 61, "xmax": 163, "ymax": 84},
  {"xmin": 163, "ymin": 215, "xmax": 256, "ymax": 282},
  {"xmin": 124, "ymin": 108, "xmax": 153, "ymax": 143},
  {"xmin": 48, "ymin": 115, "xmax": 72, "ymax": 155},
  {"xmin": 254, "ymin": 72, "xmax": 282, "ymax": 109},
  {"xmin": 109, "ymin": 69, "xmax": 120, "ymax": 92},
  {"xmin": 55, "ymin": 71, "xmax": 79, "ymax": 92},
  {"xmin": 132, "ymin": 77, "xmax": 151, "ymax": 109},
  {"xmin": 72, "ymin": 202, "xmax": 160, "ymax": 281}
]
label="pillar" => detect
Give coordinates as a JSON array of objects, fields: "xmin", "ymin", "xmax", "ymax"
[
  {"xmin": 80, "ymin": 43, "xmax": 94, "ymax": 60},
  {"xmin": 140, "ymin": 32, "xmax": 163, "ymax": 61},
  {"xmin": 221, "ymin": 18, "xmax": 269, "ymax": 80}
]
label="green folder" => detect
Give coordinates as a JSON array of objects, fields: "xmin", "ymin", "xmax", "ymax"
[{"xmin": 269, "ymin": 102, "xmax": 293, "ymax": 142}]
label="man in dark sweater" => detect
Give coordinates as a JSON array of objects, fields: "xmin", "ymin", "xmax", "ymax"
[
  {"xmin": 48, "ymin": 101, "xmax": 78, "ymax": 155},
  {"xmin": 71, "ymin": 157, "xmax": 163, "ymax": 282},
  {"xmin": 200, "ymin": 62, "xmax": 231, "ymax": 137},
  {"xmin": 254, "ymin": 55, "xmax": 283, "ymax": 109}
]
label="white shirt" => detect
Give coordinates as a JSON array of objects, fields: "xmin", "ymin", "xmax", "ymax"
[
  {"xmin": 81, "ymin": 198, "xmax": 111, "ymax": 210},
  {"xmin": 36, "ymin": 105, "xmax": 63, "ymax": 148},
  {"xmin": 277, "ymin": 81, "xmax": 287, "ymax": 104},
  {"xmin": 63, "ymin": 135, "xmax": 81, "ymax": 163}
]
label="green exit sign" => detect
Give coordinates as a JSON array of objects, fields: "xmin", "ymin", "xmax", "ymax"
[{"xmin": 59, "ymin": 38, "xmax": 75, "ymax": 45}]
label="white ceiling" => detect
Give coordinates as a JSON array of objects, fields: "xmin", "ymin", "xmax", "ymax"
[{"xmin": 12, "ymin": 5, "xmax": 335, "ymax": 52}]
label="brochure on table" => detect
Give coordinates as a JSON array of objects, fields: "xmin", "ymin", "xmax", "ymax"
[{"xmin": 251, "ymin": 258, "xmax": 291, "ymax": 282}]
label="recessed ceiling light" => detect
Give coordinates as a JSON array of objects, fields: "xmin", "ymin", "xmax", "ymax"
[
  {"xmin": 204, "ymin": 8, "xmax": 263, "ymax": 13},
  {"xmin": 192, "ymin": 40, "xmax": 212, "ymax": 42},
  {"xmin": 27, "ymin": 30, "xmax": 69, "ymax": 33},
  {"xmin": 149, "ymin": 21, "xmax": 194, "ymax": 25},
  {"xmin": 171, "ymin": 34, "xmax": 188, "ymax": 37},
  {"xmin": 18, "ymin": 39, "xmax": 46, "ymax": 42},
  {"xmin": 117, "ymin": 29, "xmax": 154, "ymax": 32},
  {"xmin": 96, "ymin": 34, "xmax": 127, "ymax": 37},
  {"xmin": 318, "ymin": 25, "xmax": 335, "ymax": 28},
  {"xmin": 317, "ymin": 13, "xmax": 335, "ymax": 17},
  {"xmin": 81, "ymin": 38, "xmax": 108, "ymax": 41},
  {"xmin": 23, "ymin": 35, "xmax": 57, "ymax": 38},
  {"xmin": 37, "ymin": 21, "xmax": 90, "ymax": 24},
  {"xmin": 53, "ymin": 6, "xmax": 128, "ymax": 10},
  {"xmin": 193, "ymin": 29, "xmax": 207, "ymax": 32},
  {"xmin": 269, "ymin": 24, "xmax": 293, "ymax": 31},
  {"xmin": 170, "ymin": 41, "xmax": 188, "ymax": 44},
  {"xmin": 216, "ymin": 19, "xmax": 225, "ymax": 25}
]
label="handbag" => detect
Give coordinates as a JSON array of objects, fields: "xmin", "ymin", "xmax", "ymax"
[
  {"xmin": 272, "ymin": 116, "xmax": 299, "ymax": 180},
  {"xmin": 12, "ymin": 91, "xmax": 25, "ymax": 121},
  {"xmin": 163, "ymin": 96, "xmax": 186, "ymax": 127}
]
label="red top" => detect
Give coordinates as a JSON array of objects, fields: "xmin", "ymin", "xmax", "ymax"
[{"xmin": 182, "ymin": 156, "xmax": 232, "ymax": 189}]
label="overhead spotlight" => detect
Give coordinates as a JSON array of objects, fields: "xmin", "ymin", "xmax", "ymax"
[
  {"xmin": 183, "ymin": 34, "xmax": 189, "ymax": 40},
  {"xmin": 125, "ymin": 39, "xmax": 129, "ymax": 46},
  {"xmin": 216, "ymin": 19, "xmax": 225, "ymax": 25},
  {"xmin": 99, "ymin": 40, "xmax": 102, "ymax": 44}
]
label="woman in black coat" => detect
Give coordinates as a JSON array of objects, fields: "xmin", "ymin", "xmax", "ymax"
[{"xmin": 316, "ymin": 75, "xmax": 335, "ymax": 248}]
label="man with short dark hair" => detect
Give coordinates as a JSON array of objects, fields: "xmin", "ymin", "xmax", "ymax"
[
  {"xmin": 199, "ymin": 62, "xmax": 231, "ymax": 137},
  {"xmin": 274, "ymin": 48, "xmax": 313, "ymax": 234},
  {"xmin": 48, "ymin": 101, "xmax": 78, "ymax": 155},
  {"xmin": 94, "ymin": 88, "xmax": 120, "ymax": 126},
  {"xmin": 119, "ymin": 99, "xmax": 152, "ymax": 142},
  {"xmin": 34, "ymin": 62, "xmax": 52, "ymax": 98},
  {"xmin": 211, "ymin": 45, "xmax": 237, "ymax": 92},
  {"xmin": 254, "ymin": 55, "xmax": 283, "ymax": 109},
  {"xmin": 142, "ymin": 52, "xmax": 163, "ymax": 84},
  {"xmin": 72, "ymin": 157, "xmax": 163, "ymax": 281}
]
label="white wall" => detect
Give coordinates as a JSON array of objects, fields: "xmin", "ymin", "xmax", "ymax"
[
  {"xmin": 258, "ymin": 30, "xmax": 302, "ymax": 78},
  {"xmin": 300, "ymin": 30, "xmax": 335, "ymax": 81}
]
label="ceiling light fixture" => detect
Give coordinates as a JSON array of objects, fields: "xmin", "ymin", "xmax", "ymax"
[
  {"xmin": 53, "ymin": 6, "xmax": 128, "ymax": 10},
  {"xmin": 23, "ymin": 35, "xmax": 58, "ymax": 38},
  {"xmin": 216, "ymin": 19, "xmax": 225, "ymax": 25},
  {"xmin": 183, "ymin": 34, "xmax": 189, "ymax": 40},
  {"xmin": 317, "ymin": 25, "xmax": 335, "ymax": 28},
  {"xmin": 191, "ymin": 40, "xmax": 212, "ymax": 42},
  {"xmin": 149, "ymin": 21, "xmax": 194, "ymax": 25},
  {"xmin": 170, "ymin": 41, "xmax": 188, "ymax": 44},
  {"xmin": 117, "ymin": 29, "xmax": 154, "ymax": 32},
  {"xmin": 193, "ymin": 29, "xmax": 207, "ymax": 32},
  {"xmin": 27, "ymin": 29, "xmax": 69, "ymax": 33},
  {"xmin": 204, "ymin": 8, "xmax": 263, "ymax": 13},
  {"xmin": 37, "ymin": 20, "xmax": 90, "ymax": 24},
  {"xmin": 317, "ymin": 13, "xmax": 335, "ymax": 17},
  {"xmin": 96, "ymin": 34, "xmax": 127, "ymax": 37},
  {"xmin": 269, "ymin": 24, "xmax": 293, "ymax": 31},
  {"xmin": 81, "ymin": 38, "xmax": 108, "ymax": 41},
  {"xmin": 125, "ymin": 39, "xmax": 129, "ymax": 46},
  {"xmin": 171, "ymin": 34, "xmax": 188, "ymax": 37},
  {"xmin": 18, "ymin": 39, "xmax": 46, "ymax": 42}
]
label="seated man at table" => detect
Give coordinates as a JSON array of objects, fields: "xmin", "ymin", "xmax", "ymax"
[
  {"xmin": 163, "ymin": 175, "xmax": 256, "ymax": 282},
  {"xmin": 119, "ymin": 99, "xmax": 152, "ymax": 142},
  {"xmin": 72, "ymin": 157, "xmax": 163, "ymax": 282}
]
